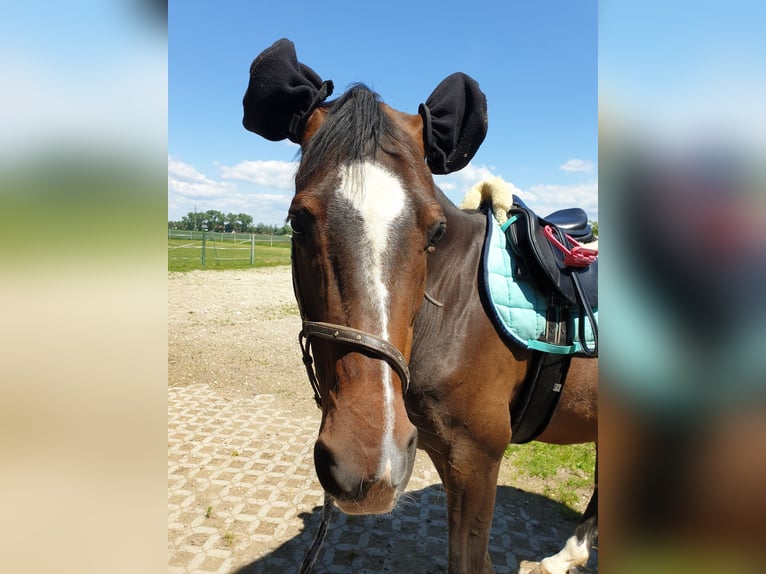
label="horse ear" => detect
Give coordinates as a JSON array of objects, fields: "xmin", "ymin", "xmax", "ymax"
[
  {"xmin": 242, "ymin": 38, "xmax": 334, "ymax": 144},
  {"xmin": 418, "ymin": 73, "xmax": 488, "ymax": 174}
]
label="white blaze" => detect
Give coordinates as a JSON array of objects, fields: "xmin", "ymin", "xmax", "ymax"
[{"xmin": 337, "ymin": 161, "xmax": 407, "ymax": 477}]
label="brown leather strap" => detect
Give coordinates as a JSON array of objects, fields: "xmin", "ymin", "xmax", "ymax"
[{"xmin": 301, "ymin": 320, "xmax": 411, "ymax": 395}]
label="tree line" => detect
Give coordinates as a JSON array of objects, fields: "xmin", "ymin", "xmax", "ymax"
[{"xmin": 168, "ymin": 209, "xmax": 291, "ymax": 235}]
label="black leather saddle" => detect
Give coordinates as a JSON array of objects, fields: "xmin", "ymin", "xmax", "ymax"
[
  {"xmin": 505, "ymin": 195, "xmax": 598, "ymax": 356},
  {"xmin": 544, "ymin": 207, "xmax": 594, "ymax": 242}
]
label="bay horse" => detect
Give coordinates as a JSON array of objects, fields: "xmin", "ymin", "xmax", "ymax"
[{"xmin": 243, "ymin": 39, "xmax": 598, "ymax": 574}]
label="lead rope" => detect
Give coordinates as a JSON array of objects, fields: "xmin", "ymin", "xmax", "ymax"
[
  {"xmin": 292, "ymin": 242, "xmax": 330, "ymax": 572},
  {"xmin": 297, "ymin": 493, "xmax": 334, "ymax": 573}
]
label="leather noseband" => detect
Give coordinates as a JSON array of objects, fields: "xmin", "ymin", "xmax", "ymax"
[{"xmin": 298, "ymin": 321, "xmax": 411, "ymax": 408}]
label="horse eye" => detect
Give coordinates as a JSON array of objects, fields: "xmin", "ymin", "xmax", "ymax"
[
  {"xmin": 288, "ymin": 213, "xmax": 309, "ymax": 237},
  {"xmin": 427, "ymin": 221, "xmax": 447, "ymax": 249},
  {"xmin": 289, "ymin": 218, "xmax": 306, "ymax": 235}
]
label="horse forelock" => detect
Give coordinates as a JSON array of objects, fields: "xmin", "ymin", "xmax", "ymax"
[{"xmin": 297, "ymin": 84, "xmax": 402, "ymax": 188}]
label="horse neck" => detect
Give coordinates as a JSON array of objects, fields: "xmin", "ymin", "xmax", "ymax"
[
  {"xmin": 409, "ymin": 186, "xmax": 486, "ymax": 383},
  {"xmin": 420, "ymin": 187, "xmax": 486, "ymax": 317}
]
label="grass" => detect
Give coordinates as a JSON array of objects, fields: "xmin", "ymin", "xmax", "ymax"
[
  {"xmin": 504, "ymin": 442, "xmax": 596, "ymax": 516},
  {"xmin": 168, "ymin": 238, "xmax": 291, "ymax": 271},
  {"xmin": 221, "ymin": 532, "xmax": 236, "ymax": 547}
]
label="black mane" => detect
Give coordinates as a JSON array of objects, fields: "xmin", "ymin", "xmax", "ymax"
[{"xmin": 297, "ymin": 84, "xmax": 400, "ymax": 186}]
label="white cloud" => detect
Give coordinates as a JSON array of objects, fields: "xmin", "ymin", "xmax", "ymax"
[
  {"xmin": 217, "ymin": 159, "xmax": 297, "ymax": 189},
  {"xmin": 527, "ymin": 180, "xmax": 599, "ymax": 220},
  {"xmin": 167, "ymin": 178, "xmax": 231, "ymax": 200},
  {"xmin": 168, "ymin": 156, "xmax": 295, "ymax": 224},
  {"xmin": 434, "ymin": 163, "xmax": 504, "ymax": 203},
  {"xmin": 560, "ymin": 158, "xmax": 595, "ymax": 173},
  {"xmin": 168, "ymin": 157, "xmax": 209, "ymax": 182},
  {"xmin": 451, "ymin": 163, "xmax": 498, "ymax": 186},
  {"xmin": 168, "ymin": 156, "xmax": 232, "ymax": 200}
]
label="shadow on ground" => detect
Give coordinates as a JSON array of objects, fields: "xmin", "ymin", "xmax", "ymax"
[{"xmin": 232, "ymin": 484, "xmax": 596, "ymax": 574}]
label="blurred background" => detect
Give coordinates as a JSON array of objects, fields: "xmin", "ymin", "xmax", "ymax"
[
  {"xmin": 2, "ymin": 1, "xmax": 764, "ymax": 573},
  {"xmin": 599, "ymin": 1, "xmax": 766, "ymax": 572},
  {"xmin": 0, "ymin": 1, "xmax": 167, "ymax": 573}
]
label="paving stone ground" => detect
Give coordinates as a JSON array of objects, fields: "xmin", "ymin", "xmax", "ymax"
[{"xmin": 168, "ymin": 383, "xmax": 596, "ymax": 573}]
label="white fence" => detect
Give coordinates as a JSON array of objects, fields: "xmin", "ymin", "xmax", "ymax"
[{"xmin": 168, "ymin": 230, "xmax": 290, "ymax": 266}]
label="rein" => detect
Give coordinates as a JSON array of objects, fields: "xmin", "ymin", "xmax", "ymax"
[
  {"xmin": 297, "ymin": 492, "xmax": 334, "ymax": 574},
  {"xmin": 291, "ymin": 242, "xmax": 411, "ymax": 408}
]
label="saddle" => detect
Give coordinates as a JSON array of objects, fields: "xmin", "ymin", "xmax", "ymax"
[
  {"xmin": 479, "ymin": 197, "xmax": 599, "ymax": 443},
  {"xmin": 504, "ymin": 196, "xmax": 598, "ymax": 356}
]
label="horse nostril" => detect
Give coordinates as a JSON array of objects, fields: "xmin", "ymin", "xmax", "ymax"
[
  {"xmin": 314, "ymin": 440, "xmax": 358, "ymax": 499},
  {"xmin": 313, "ymin": 441, "xmax": 339, "ymax": 495}
]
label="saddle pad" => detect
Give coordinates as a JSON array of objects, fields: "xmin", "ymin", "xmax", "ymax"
[{"xmin": 481, "ymin": 210, "xmax": 597, "ymax": 355}]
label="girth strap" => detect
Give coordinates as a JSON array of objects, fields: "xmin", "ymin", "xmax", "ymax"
[
  {"xmin": 298, "ymin": 320, "xmax": 411, "ymax": 408},
  {"xmin": 510, "ymin": 351, "xmax": 572, "ymax": 444}
]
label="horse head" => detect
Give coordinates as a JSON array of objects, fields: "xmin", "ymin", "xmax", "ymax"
[{"xmin": 243, "ymin": 38, "xmax": 487, "ymax": 514}]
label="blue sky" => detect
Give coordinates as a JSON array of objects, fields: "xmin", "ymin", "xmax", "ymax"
[{"xmin": 168, "ymin": 1, "xmax": 598, "ymax": 225}]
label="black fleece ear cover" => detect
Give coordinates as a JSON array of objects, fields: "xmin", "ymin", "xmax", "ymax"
[
  {"xmin": 242, "ymin": 38, "xmax": 333, "ymax": 143},
  {"xmin": 418, "ymin": 73, "xmax": 488, "ymax": 174}
]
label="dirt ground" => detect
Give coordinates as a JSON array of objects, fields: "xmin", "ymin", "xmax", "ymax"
[{"xmin": 168, "ymin": 267, "xmax": 596, "ymax": 573}]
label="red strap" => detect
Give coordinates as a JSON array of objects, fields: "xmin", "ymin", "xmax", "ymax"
[{"xmin": 543, "ymin": 225, "xmax": 598, "ymax": 268}]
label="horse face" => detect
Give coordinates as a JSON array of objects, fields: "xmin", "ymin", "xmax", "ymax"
[
  {"xmin": 242, "ymin": 39, "xmax": 486, "ymax": 514},
  {"xmin": 289, "ymin": 96, "xmax": 445, "ymax": 514}
]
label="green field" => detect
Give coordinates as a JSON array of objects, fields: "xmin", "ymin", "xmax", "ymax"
[{"xmin": 167, "ymin": 238, "xmax": 291, "ymax": 271}]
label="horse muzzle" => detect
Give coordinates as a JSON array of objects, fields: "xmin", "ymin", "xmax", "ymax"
[{"xmin": 313, "ymin": 428, "xmax": 418, "ymax": 515}]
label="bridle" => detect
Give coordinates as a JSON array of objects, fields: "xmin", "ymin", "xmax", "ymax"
[
  {"xmin": 298, "ymin": 321, "xmax": 411, "ymax": 408},
  {"xmin": 291, "ymin": 243, "xmax": 411, "ymax": 408}
]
